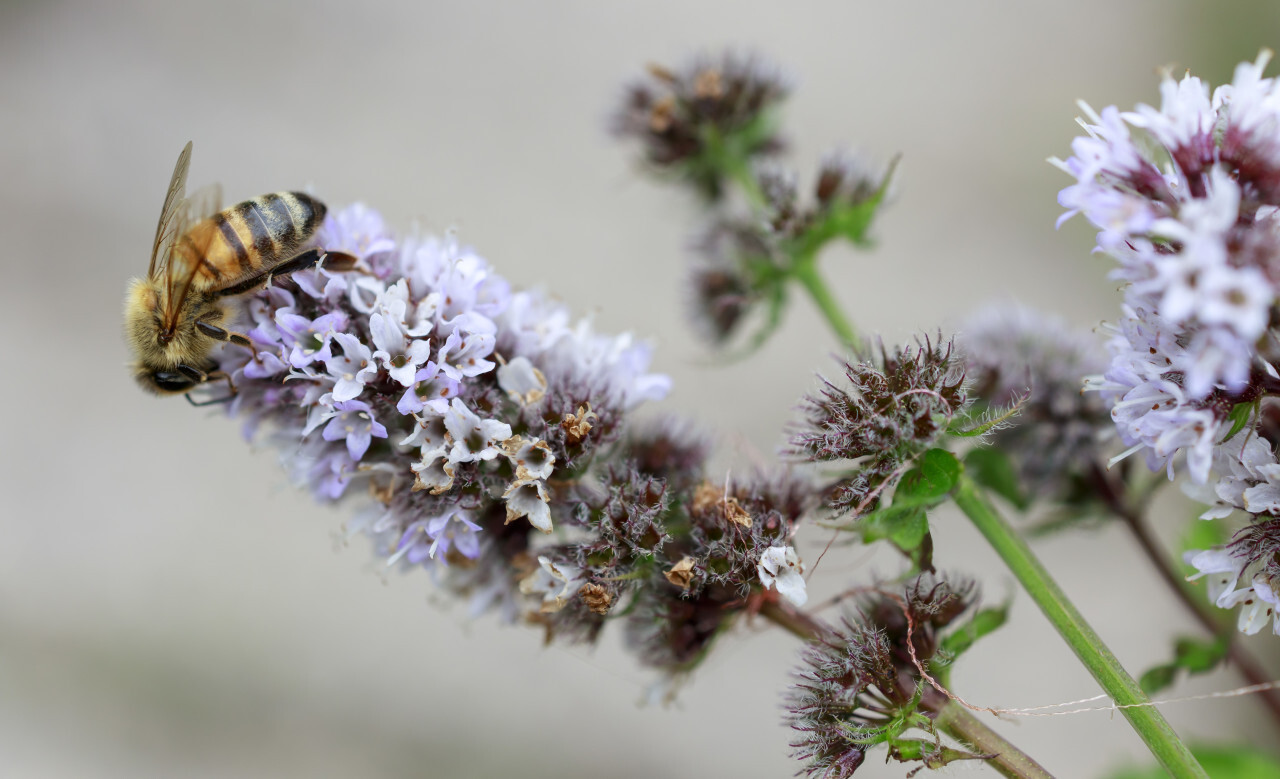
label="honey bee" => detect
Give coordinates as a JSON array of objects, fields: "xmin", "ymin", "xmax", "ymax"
[{"xmin": 125, "ymin": 142, "xmax": 347, "ymax": 400}]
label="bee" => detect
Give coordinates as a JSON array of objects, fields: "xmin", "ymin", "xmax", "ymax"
[{"xmin": 125, "ymin": 142, "xmax": 347, "ymax": 400}]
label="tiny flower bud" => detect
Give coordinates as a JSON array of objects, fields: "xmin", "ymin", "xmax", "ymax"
[{"xmin": 562, "ymin": 404, "xmax": 597, "ymax": 445}]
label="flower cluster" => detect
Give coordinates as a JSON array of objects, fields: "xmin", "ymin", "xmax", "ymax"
[
  {"xmin": 791, "ymin": 337, "xmax": 969, "ymax": 516},
  {"xmin": 1186, "ymin": 475, "xmax": 1280, "ymax": 636},
  {"xmin": 1056, "ymin": 52, "xmax": 1280, "ymax": 478},
  {"xmin": 959, "ymin": 303, "xmax": 1112, "ymax": 505},
  {"xmin": 1057, "ymin": 52, "xmax": 1280, "ymax": 632},
  {"xmin": 612, "ymin": 50, "xmax": 790, "ymax": 200},
  {"xmin": 785, "ymin": 575, "xmax": 989, "ymax": 777},
  {"xmin": 209, "ymin": 203, "xmax": 666, "ymax": 604},
  {"xmin": 202, "ymin": 203, "xmax": 817, "ymax": 678}
]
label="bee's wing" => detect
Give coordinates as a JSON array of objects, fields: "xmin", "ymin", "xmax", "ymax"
[
  {"xmin": 158, "ymin": 185, "xmax": 226, "ymax": 336},
  {"xmin": 148, "ymin": 142, "xmax": 192, "ymax": 280},
  {"xmin": 183, "ymin": 182, "xmax": 223, "ymax": 225}
]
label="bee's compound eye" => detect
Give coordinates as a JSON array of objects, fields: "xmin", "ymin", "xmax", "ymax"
[{"xmin": 151, "ymin": 370, "xmax": 196, "ymax": 393}]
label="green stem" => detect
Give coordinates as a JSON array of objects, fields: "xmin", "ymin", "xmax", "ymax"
[
  {"xmin": 726, "ymin": 157, "xmax": 767, "ymax": 210},
  {"xmin": 933, "ymin": 703, "xmax": 1054, "ymax": 779},
  {"xmin": 953, "ymin": 476, "xmax": 1207, "ymax": 778},
  {"xmin": 792, "ymin": 258, "xmax": 859, "ymax": 348},
  {"xmin": 1088, "ymin": 465, "xmax": 1280, "ymax": 729}
]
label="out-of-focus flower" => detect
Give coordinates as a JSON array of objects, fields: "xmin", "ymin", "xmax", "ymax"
[
  {"xmin": 612, "ymin": 50, "xmax": 790, "ymax": 200},
  {"xmin": 960, "ymin": 303, "xmax": 1112, "ymax": 504}
]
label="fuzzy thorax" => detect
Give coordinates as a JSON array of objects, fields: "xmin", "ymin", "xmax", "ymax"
[{"xmin": 124, "ymin": 276, "xmax": 223, "ymax": 392}]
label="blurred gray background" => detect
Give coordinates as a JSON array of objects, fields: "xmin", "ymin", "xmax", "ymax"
[{"xmin": 3, "ymin": 1, "xmax": 1279, "ymax": 776}]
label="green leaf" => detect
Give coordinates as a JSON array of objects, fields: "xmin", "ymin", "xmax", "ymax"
[
  {"xmin": 950, "ymin": 391, "xmax": 1029, "ymax": 439},
  {"xmin": 896, "ymin": 449, "xmax": 960, "ymax": 504},
  {"xmin": 1222, "ymin": 400, "xmax": 1257, "ymax": 442},
  {"xmin": 938, "ymin": 605, "xmax": 1009, "ymax": 660},
  {"xmin": 1109, "ymin": 744, "xmax": 1280, "ymax": 778},
  {"xmin": 861, "ymin": 506, "xmax": 929, "ymax": 552},
  {"xmin": 784, "ymin": 156, "xmax": 900, "ymax": 258},
  {"xmin": 1173, "ymin": 635, "xmax": 1228, "ymax": 673},
  {"xmin": 1138, "ymin": 663, "xmax": 1179, "ymax": 696},
  {"xmin": 963, "ymin": 448, "xmax": 1029, "ymax": 511},
  {"xmin": 1138, "ymin": 635, "xmax": 1228, "ymax": 695}
]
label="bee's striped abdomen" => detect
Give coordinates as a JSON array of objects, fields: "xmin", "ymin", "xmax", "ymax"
[{"xmin": 189, "ymin": 192, "xmax": 326, "ymax": 288}]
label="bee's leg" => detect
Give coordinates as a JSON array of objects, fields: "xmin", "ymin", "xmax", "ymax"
[
  {"xmin": 195, "ymin": 320, "xmax": 260, "ymax": 360},
  {"xmin": 184, "ymin": 369, "xmax": 237, "ymax": 407},
  {"xmin": 177, "ymin": 363, "xmax": 209, "ymax": 382},
  {"xmin": 320, "ymin": 250, "xmax": 359, "ymax": 273},
  {"xmin": 262, "ymin": 248, "xmax": 328, "ymax": 291},
  {"xmin": 214, "ymin": 248, "xmax": 363, "ymax": 300}
]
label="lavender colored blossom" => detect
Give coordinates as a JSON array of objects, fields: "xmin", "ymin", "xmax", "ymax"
[
  {"xmin": 202, "ymin": 199, "xmax": 824, "ymax": 677},
  {"xmin": 204, "ymin": 202, "xmax": 671, "ymax": 620},
  {"xmin": 1058, "ymin": 53, "xmax": 1280, "ymax": 637},
  {"xmin": 1186, "ymin": 518, "xmax": 1280, "ymax": 636},
  {"xmin": 1056, "ymin": 53, "xmax": 1280, "ymax": 485}
]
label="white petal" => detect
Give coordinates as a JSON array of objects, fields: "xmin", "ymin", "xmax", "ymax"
[
  {"xmin": 757, "ymin": 545, "xmax": 807, "ymax": 606},
  {"xmin": 497, "ymin": 356, "xmax": 547, "ymax": 405}
]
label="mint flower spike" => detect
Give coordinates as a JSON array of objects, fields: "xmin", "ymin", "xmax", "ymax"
[
  {"xmin": 958, "ymin": 303, "xmax": 1113, "ymax": 508},
  {"xmin": 1056, "ymin": 52, "xmax": 1280, "ymax": 643},
  {"xmin": 789, "ymin": 335, "xmax": 968, "ymax": 517},
  {"xmin": 784, "ymin": 575, "xmax": 995, "ymax": 778},
  {"xmin": 208, "ymin": 202, "xmax": 669, "ymax": 597},
  {"xmin": 1055, "ymin": 51, "xmax": 1280, "ymax": 489}
]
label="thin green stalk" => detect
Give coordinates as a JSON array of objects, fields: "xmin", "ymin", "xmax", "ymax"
[
  {"xmin": 792, "ymin": 258, "xmax": 858, "ymax": 348},
  {"xmin": 933, "ymin": 703, "xmax": 1054, "ymax": 779},
  {"xmin": 1088, "ymin": 465, "xmax": 1280, "ymax": 729},
  {"xmin": 726, "ymin": 157, "xmax": 767, "ymax": 210},
  {"xmin": 953, "ymin": 475, "xmax": 1207, "ymax": 778}
]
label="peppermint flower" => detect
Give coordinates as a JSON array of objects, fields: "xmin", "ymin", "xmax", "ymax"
[
  {"xmin": 369, "ymin": 293, "xmax": 433, "ymax": 386},
  {"xmin": 201, "ymin": 201, "xmax": 671, "ymax": 623},
  {"xmin": 1057, "ymin": 52, "xmax": 1280, "ymax": 488},
  {"xmin": 519, "ymin": 556, "xmax": 585, "ymax": 613},
  {"xmin": 784, "ymin": 576, "xmax": 989, "ymax": 777},
  {"xmin": 324, "ymin": 333, "xmax": 378, "ymax": 402},
  {"xmin": 316, "ymin": 399, "xmax": 388, "ymax": 461},
  {"xmin": 390, "ymin": 510, "xmax": 483, "ymax": 566},
  {"xmin": 395, "ymin": 362, "xmax": 460, "ymax": 416},
  {"xmin": 443, "ymin": 398, "xmax": 512, "ymax": 464},
  {"xmin": 612, "ymin": 50, "xmax": 790, "ymax": 200},
  {"xmin": 790, "ymin": 337, "xmax": 968, "ymax": 515},
  {"xmin": 1186, "ymin": 520, "xmax": 1280, "ymax": 636},
  {"xmin": 277, "ymin": 310, "xmax": 348, "ymax": 369},
  {"xmin": 504, "ymin": 479, "xmax": 552, "ymax": 533},
  {"xmin": 757, "ymin": 545, "xmax": 807, "ymax": 606}
]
